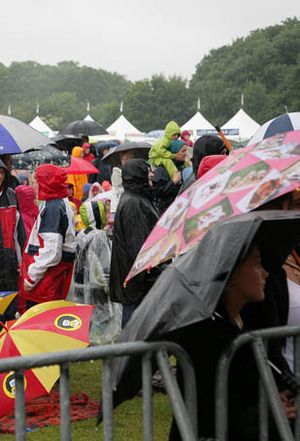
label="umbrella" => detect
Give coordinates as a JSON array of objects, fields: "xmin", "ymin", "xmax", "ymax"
[
  {"xmin": 50, "ymin": 134, "xmax": 82, "ymax": 154},
  {"xmin": 102, "ymin": 141, "xmax": 151, "ymax": 167},
  {"xmin": 11, "ymin": 146, "xmax": 70, "ymax": 170},
  {"xmin": 126, "ymin": 130, "xmax": 300, "ymax": 282},
  {"xmin": 59, "ymin": 120, "xmax": 108, "ymax": 137},
  {"xmin": 0, "ymin": 300, "xmax": 94, "ymax": 417},
  {"xmin": 111, "ymin": 211, "xmax": 300, "ymax": 404},
  {"xmin": 0, "ymin": 292, "xmax": 18, "ymax": 316},
  {"xmin": 64, "ymin": 157, "xmax": 99, "ymax": 175},
  {"xmin": 248, "ymin": 112, "xmax": 300, "ymax": 145},
  {"xmin": 0, "ymin": 115, "xmax": 50, "ymax": 154}
]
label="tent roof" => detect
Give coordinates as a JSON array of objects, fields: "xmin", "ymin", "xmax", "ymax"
[
  {"xmin": 84, "ymin": 114, "xmax": 95, "ymax": 122},
  {"xmin": 29, "ymin": 116, "xmax": 55, "ymax": 138},
  {"xmin": 106, "ymin": 114, "xmax": 142, "ymax": 139},
  {"xmin": 221, "ymin": 108, "xmax": 260, "ymax": 142},
  {"xmin": 181, "ymin": 111, "xmax": 215, "ymax": 132}
]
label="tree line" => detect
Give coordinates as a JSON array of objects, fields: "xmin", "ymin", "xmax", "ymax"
[{"xmin": 0, "ymin": 17, "xmax": 299, "ymax": 133}]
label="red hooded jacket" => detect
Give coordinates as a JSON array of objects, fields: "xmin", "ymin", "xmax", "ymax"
[{"xmin": 197, "ymin": 155, "xmax": 226, "ymax": 179}]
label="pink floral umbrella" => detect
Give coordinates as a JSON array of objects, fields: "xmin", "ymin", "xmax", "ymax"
[{"xmin": 126, "ymin": 130, "xmax": 300, "ymax": 282}]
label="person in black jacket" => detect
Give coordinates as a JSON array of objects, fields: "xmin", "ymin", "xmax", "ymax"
[
  {"xmin": 0, "ymin": 159, "xmax": 25, "ymax": 323},
  {"xmin": 110, "ymin": 159, "xmax": 161, "ymax": 327}
]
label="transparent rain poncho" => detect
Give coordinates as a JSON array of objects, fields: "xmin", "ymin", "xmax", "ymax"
[{"xmin": 68, "ymin": 227, "xmax": 122, "ymax": 344}]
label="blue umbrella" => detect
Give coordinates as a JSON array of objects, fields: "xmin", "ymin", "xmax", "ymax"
[
  {"xmin": 0, "ymin": 115, "xmax": 49, "ymax": 154},
  {"xmin": 248, "ymin": 112, "xmax": 300, "ymax": 145}
]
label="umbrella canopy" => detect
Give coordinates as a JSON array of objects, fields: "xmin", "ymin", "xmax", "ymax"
[
  {"xmin": 0, "ymin": 292, "xmax": 18, "ymax": 315},
  {"xmin": 102, "ymin": 141, "xmax": 151, "ymax": 167},
  {"xmin": 0, "ymin": 115, "xmax": 50, "ymax": 154},
  {"xmin": 248, "ymin": 112, "xmax": 300, "ymax": 145},
  {"xmin": 12, "ymin": 146, "xmax": 70, "ymax": 170},
  {"xmin": 112, "ymin": 211, "xmax": 300, "ymax": 401},
  {"xmin": 59, "ymin": 120, "xmax": 108, "ymax": 137},
  {"xmin": 126, "ymin": 130, "xmax": 300, "ymax": 282},
  {"xmin": 0, "ymin": 300, "xmax": 94, "ymax": 417},
  {"xmin": 64, "ymin": 156, "xmax": 99, "ymax": 175}
]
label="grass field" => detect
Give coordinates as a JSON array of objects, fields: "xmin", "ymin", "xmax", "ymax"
[{"xmin": 0, "ymin": 360, "xmax": 173, "ymax": 440}]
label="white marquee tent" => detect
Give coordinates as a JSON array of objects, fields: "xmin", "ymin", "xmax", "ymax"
[
  {"xmin": 221, "ymin": 108, "xmax": 260, "ymax": 143},
  {"xmin": 29, "ymin": 115, "xmax": 55, "ymax": 138},
  {"xmin": 181, "ymin": 111, "xmax": 216, "ymax": 139},
  {"xmin": 106, "ymin": 114, "xmax": 143, "ymax": 141}
]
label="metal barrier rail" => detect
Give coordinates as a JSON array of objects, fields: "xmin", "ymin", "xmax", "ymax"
[
  {"xmin": 0, "ymin": 341, "xmax": 198, "ymax": 441},
  {"xmin": 215, "ymin": 325, "xmax": 300, "ymax": 441}
]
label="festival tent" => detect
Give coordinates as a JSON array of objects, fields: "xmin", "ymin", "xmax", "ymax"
[
  {"xmin": 221, "ymin": 108, "xmax": 260, "ymax": 144},
  {"xmin": 106, "ymin": 114, "xmax": 144, "ymax": 141},
  {"xmin": 84, "ymin": 114, "xmax": 95, "ymax": 122},
  {"xmin": 181, "ymin": 111, "xmax": 216, "ymax": 140},
  {"xmin": 29, "ymin": 116, "xmax": 55, "ymax": 138}
]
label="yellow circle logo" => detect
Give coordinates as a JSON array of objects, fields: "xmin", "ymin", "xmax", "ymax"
[
  {"xmin": 3, "ymin": 372, "xmax": 27, "ymax": 399},
  {"xmin": 54, "ymin": 314, "xmax": 82, "ymax": 331}
]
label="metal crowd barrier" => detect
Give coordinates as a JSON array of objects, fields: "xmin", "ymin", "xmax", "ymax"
[
  {"xmin": 0, "ymin": 341, "xmax": 198, "ymax": 441},
  {"xmin": 215, "ymin": 325, "xmax": 300, "ymax": 441}
]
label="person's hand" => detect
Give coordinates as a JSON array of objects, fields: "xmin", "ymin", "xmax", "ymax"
[
  {"xmin": 172, "ymin": 171, "xmax": 182, "ymax": 185},
  {"xmin": 280, "ymin": 390, "xmax": 296, "ymax": 420},
  {"xmin": 23, "ymin": 279, "xmax": 33, "ymax": 292}
]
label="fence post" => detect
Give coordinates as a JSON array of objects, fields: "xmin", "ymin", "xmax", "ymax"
[
  {"xmin": 252, "ymin": 339, "xmax": 294, "ymax": 441},
  {"xmin": 15, "ymin": 369, "xmax": 26, "ymax": 441},
  {"xmin": 142, "ymin": 352, "xmax": 153, "ymax": 441}
]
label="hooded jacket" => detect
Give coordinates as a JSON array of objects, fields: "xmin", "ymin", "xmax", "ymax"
[
  {"xmin": 148, "ymin": 121, "xmax": 181, "ymax": 163},
  {"xmin": 19, "ymin": 164, "xmax": 76, "ymax": 303},
  {"xmin": 110, "ymin": 159, "xmax": 160, "ymax": 305},
  {"xmin": 66, "ymin": 146, "xmax": 88, "ymax": 200},
  {"xmin": 0, "ymin": 159, "xmax": 25, "ymax": 291},
  {"xmin": 15, "ymin": 185, "xmax": 39, "ymax": 237}
]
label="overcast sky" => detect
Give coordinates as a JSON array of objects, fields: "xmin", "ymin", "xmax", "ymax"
[{"xmin": 1, "ymin": 0, "xmax": 299, "ymax": 81}]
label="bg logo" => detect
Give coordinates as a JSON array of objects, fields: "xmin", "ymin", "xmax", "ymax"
[{"xmin": 54, "ymin": 314, "xmax": 82, "ymax": 331}]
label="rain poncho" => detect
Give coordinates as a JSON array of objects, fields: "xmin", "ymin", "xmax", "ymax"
[
  {"xmin": 66, "ymin": 146, "xmax": 88, "ymax": 200},
  {"xmin": 69, "ymin": 227, "xmax": 122, "ymax": 344},
  {"xmin": 148, "ymin": 121, "xmax": 181, "ymax": 178},
  {"xmin": 19, "ymin": 164, "xmax": 76, "ymax": 303}
]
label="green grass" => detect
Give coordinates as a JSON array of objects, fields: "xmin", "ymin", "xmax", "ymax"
[{"xmin": 0, "ymin": 361, "xmax": 172, "ymax": 440}]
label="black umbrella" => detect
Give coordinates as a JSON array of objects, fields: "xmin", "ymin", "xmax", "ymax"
[
  {"xmin": 59, "ymin": 120, "xmax": 108, "ymax": 136},
  {"xmin": 11, "ymin": 145, "xmax": 70, "ymax": 170},
  {"xmin": 108, "ymin": 210, "xmax": 300, "ymax": 409},
  {"xmin": 101, "ymin": 141, "xmax": 151, "ymax": 166}
]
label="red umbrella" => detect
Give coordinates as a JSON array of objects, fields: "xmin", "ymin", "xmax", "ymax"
[{"xmin": 64, "ymin": 157, "xmax": 98, "ymax": 175}]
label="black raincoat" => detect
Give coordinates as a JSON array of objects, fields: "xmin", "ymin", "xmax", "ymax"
[
  {"xmin": 110, "ymin": 159, "xmax": 161, "ymax": 305},
  {"xmin": 103, "ymin": 211, "xmax": 300, "ymax": 439},
  {"xmin": 153, "ymin": 165, "xmax": 181, "ymax": 215}
]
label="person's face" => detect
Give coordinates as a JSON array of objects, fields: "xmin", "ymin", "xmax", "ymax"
[
  {"xmin": 229, "ymin": 246, "xmax": 268, "ymax": 304},
  {"xmin": 92, "ymin": 186, "xmax": 101, "ymax": 196},
  {"xmin": 176, "ymin": 146, "xmax": 188, "ymax": 162},
  {"xmin": 102, "ymin": 147, "xmax": 110, "ymax": 157},
  {"xmin": 67, "ymin": 186, "xmax": 74, "ymax": 197},
  {"xmin": 148, "ymin": 168, "xmax": 154, "ymax": 187},
  {"xmin": 120, "ymin": 150, "xmax": 135, "ymax": 166},
  {"xmin": 171, "ymin": 133, "xmax": 180, "ymax": 141},
  {"xmin": 0, "ymin": 168, "xmax": 5, "ymax": 187}
]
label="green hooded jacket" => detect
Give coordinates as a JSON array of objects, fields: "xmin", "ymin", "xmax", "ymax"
[{"xmin": 148, "ymin": 121, "xmax": 181, "ymax": 178}]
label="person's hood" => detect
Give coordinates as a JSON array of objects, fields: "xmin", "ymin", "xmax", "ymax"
[
  {"xmin": 71, "ymin": 146, "xmax": 84, "ymax": 158},
  {"xmin": 122, "ymin": 159, "xmax": 152, "ymax": 198},
  {"xmin": 197, "ymin": 155, "xmax": 226, "ymax": 179},
  {"xmin": 164, "ymin": 121, "xmax": 181, "ymax": 142},
  {"xmin": 15, "ymin": 185, "xmax": 38, "ymax": 216},
  {"xmin": 192, "ymin": 135, "xmax": 226, "ymax": 176},
  {"xmin": 35, "ymin": 164, "xmax": 68, "ymax": 200}
]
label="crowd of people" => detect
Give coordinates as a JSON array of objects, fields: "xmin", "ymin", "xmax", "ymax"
[{"xmin": 0, "ymin": 121, "xmax": 299, "ymax": 439}]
